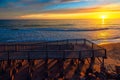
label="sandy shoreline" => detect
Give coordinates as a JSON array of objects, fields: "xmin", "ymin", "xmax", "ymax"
[{"xmin": 99, "ymin": 43, "xmax": 120, "ymax": 70}]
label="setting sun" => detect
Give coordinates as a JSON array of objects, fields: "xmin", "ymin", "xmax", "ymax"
[
  {"xmin": 100, "ymin": 15, "xmax": 108, "ymax": 24},
  {"xmin": 101, "ymin": 15, "xmax": 107, "ymax": 19}
]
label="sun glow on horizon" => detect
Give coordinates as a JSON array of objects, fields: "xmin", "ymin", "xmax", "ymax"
[
  {"xmin": 101, "ymin": 15, "xmax": 107, "ymax": 19},
  {"xmin": 100, "ymin": 15, "xmax": 108, "ymax": 24},
  {"xmin": 19, "ymin": 11, "xmax": 120, "ymax": 20}
]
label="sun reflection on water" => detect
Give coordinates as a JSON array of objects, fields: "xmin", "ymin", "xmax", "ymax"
[
  {"xmin": 96, "ymin": 31, "xmax": 111, "ymax": 44},
  {"xmin": 98, "ymin": 32, "xmax": 110, "ymax": 39},
  {"xmin": 102, "ymin": 18, "xmax": 105, "ymax": 24}
]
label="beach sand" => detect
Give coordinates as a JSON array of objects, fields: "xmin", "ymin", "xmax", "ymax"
[{"xmin": 99, "ymin": 43, "xmax": 120, "ymax": 71}]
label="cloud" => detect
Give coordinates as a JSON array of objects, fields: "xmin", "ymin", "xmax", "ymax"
[
  {"xmin": 61, "ymin": 0, "xmax": 80, "ymax": 2},
  {"xmin": 18, "ymin": 2, "xmax": 120, "ymax": 19},
  {"xmin": 40, "ymin": 5, "xmax": 120, "ymax": 14},
  {"xmin": 0, "ymin": 0, "xmax": 80, "ymax": 17},
  {"xmin": 100, "ymin": 3, "xmax": 120, "ymax": 10}
]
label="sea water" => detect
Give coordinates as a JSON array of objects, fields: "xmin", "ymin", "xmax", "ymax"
[{"xmin": 0, "ymin": 19, "xmax": 120, "ymax": 44}]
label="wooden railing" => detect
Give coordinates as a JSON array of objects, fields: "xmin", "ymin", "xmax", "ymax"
[{"xmin": 0, "ymin": 39, "xmax": 106, "ymax": 61}]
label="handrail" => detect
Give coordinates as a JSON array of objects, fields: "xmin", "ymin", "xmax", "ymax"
[
  {"xmin": 86, "ymin": 39, "xmax": 105, "ymax": 49},
  {"xmin": 0, "ymin": 48, "xmax": 105, "ymax": 52},
  {"xmin": 0, "ymin": 39, "xmax": 103, "ymax": 49},
  {"xmin": 0, "ymin": 39, "xmax": 84, "ymax": 45}
]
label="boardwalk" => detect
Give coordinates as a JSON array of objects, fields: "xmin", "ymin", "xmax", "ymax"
[{"xmin": 0, "ymin": 39, "xmax": 107, "ymax": 80}]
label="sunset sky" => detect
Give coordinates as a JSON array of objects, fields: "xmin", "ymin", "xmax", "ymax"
[{"xmin": 0, "ymin": 0, "xmax": 120, "ymax": 19}]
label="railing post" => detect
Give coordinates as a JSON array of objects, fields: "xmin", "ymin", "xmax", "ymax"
[
  {"xmin": 63, "ymin": 51, "xmax": 65, "ymax": 59},
  {"xmin": 44, "ymin": 50, "xmax": 48, "ymax": 79},
  {"xmin": 45, "ymin": 42, "xmax": 48, "ymax": 79},
  {"xmin": 79, "ymin": 51, "xmax": 81, "ymax": 60},
  {"xmin": 8, "ymin": 51, "xmax": 9, "ymax": 61},
  {"xmin": 104, "ymin": 49, "xmax": 107, "ymax": 58},
  {"xmin": 76, "ymin": 39, "xmax": 77, "ymax": 44},
  {"xmin": 28, "ymin": 52, "xmax": 31, "ymax": 80},
  {"xmin": 46, "ymin": 44, "xmax": 47, "ymax": 51},
  {"xmin": 5, "ymin": 44, "xmax": 7, "ymax": 51},
  {"xmin": 28, "ymin": 52, "xmax": 30, "ymax": 62},
  {"xmin": 57, "ymin": 41, "xmax": 59, "ymax": 45},
  {"xmin": 92, "ymin": 49, "xmax": 94, "ymax": 58},
  {"xmin": 100, "ymin": 57, "xmax": 106, "ymax": 73},
  {"xmin": 89, "ymin": 50, "xmax": 95, "ymax": 70},
  {"xmin": 7, "ymin": 50, "xmax": 11, "ymax": 79},
  {"xmin": 78, "ymin": 51, "xmax": 81, "ymax": 73},
  {"xmin": 7, "ymin": 51, "xmax": 11, "ymax": 66},
  {"xmin": 61, "ymin": 51, "xmax": 65, "ymax": 79},
  {"xmin": 102, "ymin": 58, "xmax": 104, "ymax": 67},
  {"xmin": 92, "ymin": 43, "xmax": 94, "ymax": 49},
  {"xmin": 67, "ymin": 40, "xmax": 69, "ymax": 44},
  {"xmin": 100, "ymin": 49, "xmax": 107, "ymax": 73},
  {"xmin": 84, "ymin": 39, "xmax": 86, "ymax": 45}
]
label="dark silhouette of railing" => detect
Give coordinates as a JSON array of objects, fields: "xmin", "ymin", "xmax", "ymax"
[{"xmin": 0, "ymin": 39, "xmax": 106, "ymax": 61}]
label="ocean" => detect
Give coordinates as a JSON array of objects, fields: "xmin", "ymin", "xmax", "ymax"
[{"xmin": 0, "ymin": 19, "xmax": 120, "ymax": 44}]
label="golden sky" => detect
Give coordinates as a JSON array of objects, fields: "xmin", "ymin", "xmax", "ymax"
[
  {"xmin": 20, "ymin": 11, "xmax": 120, "ymax": 19},
  {"xmin": 20, "ymin": 3, "xmax": 120, "ymax": 19},
  {"xmin": 0, "ymin": 0, "xmax": 120, "ymax": 19}
]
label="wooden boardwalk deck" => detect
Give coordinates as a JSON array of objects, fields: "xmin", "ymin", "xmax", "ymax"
[{"xmin": 0, "ymin": 39, "xmax": 107, "ymax": 80}]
